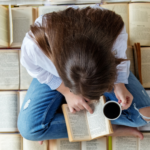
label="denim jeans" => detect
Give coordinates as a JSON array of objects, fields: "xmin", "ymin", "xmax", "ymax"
[{"xmin": 17, "ymin": 72, "xmax": 150, "ymax": 141}]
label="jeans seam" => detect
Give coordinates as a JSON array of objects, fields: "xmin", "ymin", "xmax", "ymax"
[{"xmin": 41, "ymin": 92, "xmax": 61, "ymax": 125}]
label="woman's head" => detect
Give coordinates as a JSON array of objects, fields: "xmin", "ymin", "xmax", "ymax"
[{"xmin": 30, "ymin": 7, "xmax": 124, "ymax": 100}]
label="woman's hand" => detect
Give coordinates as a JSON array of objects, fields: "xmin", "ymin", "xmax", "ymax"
[
  {"xmin": 64, "ymin": 91, "xmax": 93, "ymax": 114},
  {"xmin": 114, "ymin": 83, "xmax": 133, "ymax": 110},
  {"xmin": 57, "ymin": 82, "xmax": 93, "ymax": 114}
]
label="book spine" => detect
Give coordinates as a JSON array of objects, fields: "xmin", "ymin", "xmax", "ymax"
[{"xmin": 108, "ymin": 136, "xmax": 112, "ymax": 150}]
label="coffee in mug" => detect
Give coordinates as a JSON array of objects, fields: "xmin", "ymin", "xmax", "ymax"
[{"xmin": 103, "ymin": 101, "xmax": 122, "ymax": 120}]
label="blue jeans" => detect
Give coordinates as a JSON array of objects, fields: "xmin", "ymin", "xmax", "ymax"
[{"xmin": 17, "ymin": 72, "xmax": 150, "ymax": 141}]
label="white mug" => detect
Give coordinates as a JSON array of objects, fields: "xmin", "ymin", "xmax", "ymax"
[{"xmin": 103, "ymin": 101, "xmax": 122, "ymax": 120}]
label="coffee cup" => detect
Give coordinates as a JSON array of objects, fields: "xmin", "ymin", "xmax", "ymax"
[{"xmin": 103, "ymin": 101, "xmax": 122, "ymax": 120}]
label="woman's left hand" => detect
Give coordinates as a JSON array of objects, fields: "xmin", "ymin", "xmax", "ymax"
[{"xmin": 114, "ymin": 83, "xmax": 133, "ymax": 110}]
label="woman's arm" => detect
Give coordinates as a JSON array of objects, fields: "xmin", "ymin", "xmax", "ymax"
[
  {"xmin": 114, "ymin": 83, "xmax": 133, "ymax": 110},
  {"xmin": 56, "ymin": 82, "xmax": 93, "ymax": 114},
  {"xmin": 112, "ymin": 25, "xmax": 133, "ymax": 110},
  {"xmin": 21, "ymin": 35, "xmax": 62, "ymax": 90}
]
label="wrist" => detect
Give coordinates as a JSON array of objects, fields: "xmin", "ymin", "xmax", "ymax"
[
  {"xmin": 56, "ymin": 82, "xmax": 70, "ymax": 96},
  {"xmin": 114, "ymin": 83, "xmax": 125, "ymax": 89}
]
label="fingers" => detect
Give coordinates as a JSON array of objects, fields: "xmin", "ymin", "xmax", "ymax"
[
  {"xmin": 69, "ymin": 101, "xmax": 93, "ymax": 114},
  {"xmin": 69, "ymin": 107, "xmax": 76, "ymax": 113},
  {"xmin": 82, "ymin": 101, "xmax": 93, "ymax": 114},
  {"xmin": 120, "ymin": 96, "xmax": 132, "ymax": 110}
]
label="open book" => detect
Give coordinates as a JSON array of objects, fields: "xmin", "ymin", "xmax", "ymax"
[
  {"xmin": 112, "ymin": 133, "xmax": 150, "ymax": 150},
  {"xmin": 122, "ymin": 44, "xmax": 150, "ymax": 88},
  {"xmin": 0, "ymin": 0, "xmax": 44, "ymax": 5},
  {"xmin": 49, "ymin": 0, "xmax": 101, "ymax": 4},
  {"xmin": 0, "ymin": 134, "xmax": 48, "ymax": 150},
  {"xmin": 0, "ymin": 91, "xmax": 34, "ymax": 132},
  {"xmin": 38, "ymin": 5, "xmax": 67, "ymax": 16},
  {"xmin": 62, "ymin": 96, "xmax": 113, "ymax": 142},
  {"xmin": 132, "ymin": 44, "xmax": 150, "ymax": 88},
  {"xmin": 50, "ymin": 137, "xmax": 107, "ymax": 150},
  {"xmin": 37, "ymin": 4, "xmax": 97, "ymax": 16},
  {"xmin": 0, "ymin": 50, "xmax": 33, "ymax": 90},
  {"xmin": 0, "ymin": 5, "xmax": 37, "ymax": 48},
  {"xmin": 104, "ymin": 0, "xmax": 150, "ymax": 3},
  {"xmin": 101, "ymin": 3, "xmax": 150, "ymax": 46},
  {"xmin": 0, "ymin": 0, "xmax": 101, "ymax": 5},
  {"xmin": 0, "ymin": 91, "xmax": 20, "ymax": 132}
]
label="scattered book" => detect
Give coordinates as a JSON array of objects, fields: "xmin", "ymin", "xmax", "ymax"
[
  {"xmin": 0, "ymin": 91, "xmax": 19, "ymax": 132},
  {"xmin": 50, "ymin": 137, "xmax": 107, "ymax": 150},
  {"xmin": 38, "ymin": 5, "xmax": 67, "ymax": 16},
  {"xmin": 126, "ymin": 46, "xmax": 135, "ymax": 75},
  {"xmin": 62, "ymin": 96, "xmax": 113, "ymax": 142},
  {"xmin": 0, "ymin": 5, "xmax": 37, "ymax": 48},
  {"xmin": 23, "ymin": 138, "xmax": 48, "ymax": 150},
  {"xmin": 112, "ymin": 133, "xmax": 150, "ymax": 150},
  {"xmin": 0, "ymin": 50, "xmax": 33, "ymax": 90},
  {"xmin": 104, "ymin": 0, "xmax": 150, "ymax": 3},
  {"xmin": 38, "ymin": 4, "xmax": 99, "ymax": 17},
  {"xmin": 101, "ymin": 3, "xmax": 150, "ymax": 46},
  {"xmin": 49, "ymin": 0, "xmax": 101, "ymax": 4},
  {"xmin": 0, "ymin": 91, "xmax": 28, "ymax": 132},
  {"xmin": 132, "ymin": 44, "xmax": 150, "ymax": 88},
  {"xmin": 0, "ymin": 133, "xmax": 48, "ymax": 150}
]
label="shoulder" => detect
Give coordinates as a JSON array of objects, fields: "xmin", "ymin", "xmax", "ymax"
[
  {"xmin": 34, "ymin": 15, "xmax": 43, "ymax": 26},
  {"xmin": 112, "ymin": 25, "xmax": 128, "ymax": 56},
  {"xmin": 113, "ymin": 25, "xmax": 128, "ymax": 47},
  {"xmin": 21, "ymin": 31, "xmax": 42, "ymax": 62}
]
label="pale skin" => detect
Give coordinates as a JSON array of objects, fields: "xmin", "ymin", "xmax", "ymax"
[{"xmin": 38, "ymin": 82, "xmax": 150, "ymax": 145}]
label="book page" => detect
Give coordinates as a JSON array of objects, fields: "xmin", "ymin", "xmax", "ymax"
[
  {"xmin": 19, "ymin": 50, "xmax": 33, "ymax": 90},
  {"xmin": 0, "ymin": 92, "xmax": 19, "ymax": 132},
  {"xmin": 23, "ymin": 138, "xmax": 48, "ymax": 150},
  {"xmin": 86, "ymin": 98, "xmax": 109, "ymax": 139},
  {"xmin": 19, "ymin": 91, "xmax": 27, "ymax": 110},
  {"xmin": 76, "ymin": 0, "xmax": 101, "ymax": 3},
  {"xmin": 126, "ymin": 46, "xmax": 135, "ymax": 75},
  {"xmin": 9, "ymin": 4, "xmax": 13, "ymax": 45},
  {"xmin": 20, "ymin": 64, "xmax": 33, "ymax": 90},
  {"xmin": 49, "ymin": 0, "xmax": 75, "ymax": 4},
  {"xmin": 74, "ymin": 4, "xmax": 96, "ymax": 9},
  {"xmin": 82, "ymin": 138, "xmax": 107, "ymax": 150},
  {"xmin": 17, "ymin": 0, "xmax": 44, "ymax": 5},
  {"xmin": 104, "ymin": 0, "xmax": 130, "ymax": 2},
  {"xmin": 0, "ymin": 134, "xmax": 22, "ymax": 150},
  {"xmin": 0, "ymin": 50, "xmax": 19, "ymax": 90},
  {"xmin": 0, "ymin": 0, "xmax": 16, "ymax": 4},
  {"xmin": 129, "ymin": 4, "xmax": 150, "ymax": 46},
  {"xmin": 101, "ymin": 3, "xmax": 129, "ymax": 38},
  {"xmin": 140, "ymin": 47, "xmax": 150, "ymax": 87},
  {"xmin": 0, "ymin": 5, "xmax": 9, "ymax": 47},
  {"xmin": 131, "ymin": 0, "xmax": 150, "ymax": 1},
  {"xmin": 56, "ymin": 138, "xmax": 81, "ymax": 150},
  {"xmin": 112, "ymin": 137, "xmax": 138, "ymax": 150},
  {"xmin": 63, "ymin": 106, "xmax": 91, "ymax": 141},
  {"xmin": 11, "ymin": 7, "xmax": 34, "ymax": 47},
  {"xmin": 139, "ymin": 133, "xmax": 150, "ymax": 150},
  {"xmin": 38, "ymin": 6, "xmax": 67, "ymax": 16}
]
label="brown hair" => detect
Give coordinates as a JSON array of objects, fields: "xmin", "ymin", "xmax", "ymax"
[{"xmin": 30, "ymin": 7, "xmax": 125, "ymax": 100}]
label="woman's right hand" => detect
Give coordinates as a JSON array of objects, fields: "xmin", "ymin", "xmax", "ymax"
[
  {"xmin": 64, "ymin": 91, "xmax": 93, "ymax": 114},
  {"xmin": 56, "ymin": 82, "xmax": 93, "ymax": 114}
]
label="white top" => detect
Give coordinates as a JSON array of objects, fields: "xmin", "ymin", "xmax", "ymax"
[{"xmin": 21, "ymin": 5, "xmax": 130, "ymax": 90}]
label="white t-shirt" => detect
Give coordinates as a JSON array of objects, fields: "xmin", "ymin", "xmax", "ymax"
[{"xmin": 21, "ymin": 5, "xmax": 130, "ymax": 90}]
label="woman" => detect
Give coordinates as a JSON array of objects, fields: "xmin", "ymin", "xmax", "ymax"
[{"xmin": 18, "ymin": 6, "xmax": 150, "ymax": 144}]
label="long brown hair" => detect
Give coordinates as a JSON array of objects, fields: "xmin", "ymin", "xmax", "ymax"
[{"xmin": 30, "ymin": 7, "xmax": 125, "ymax": 100}]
